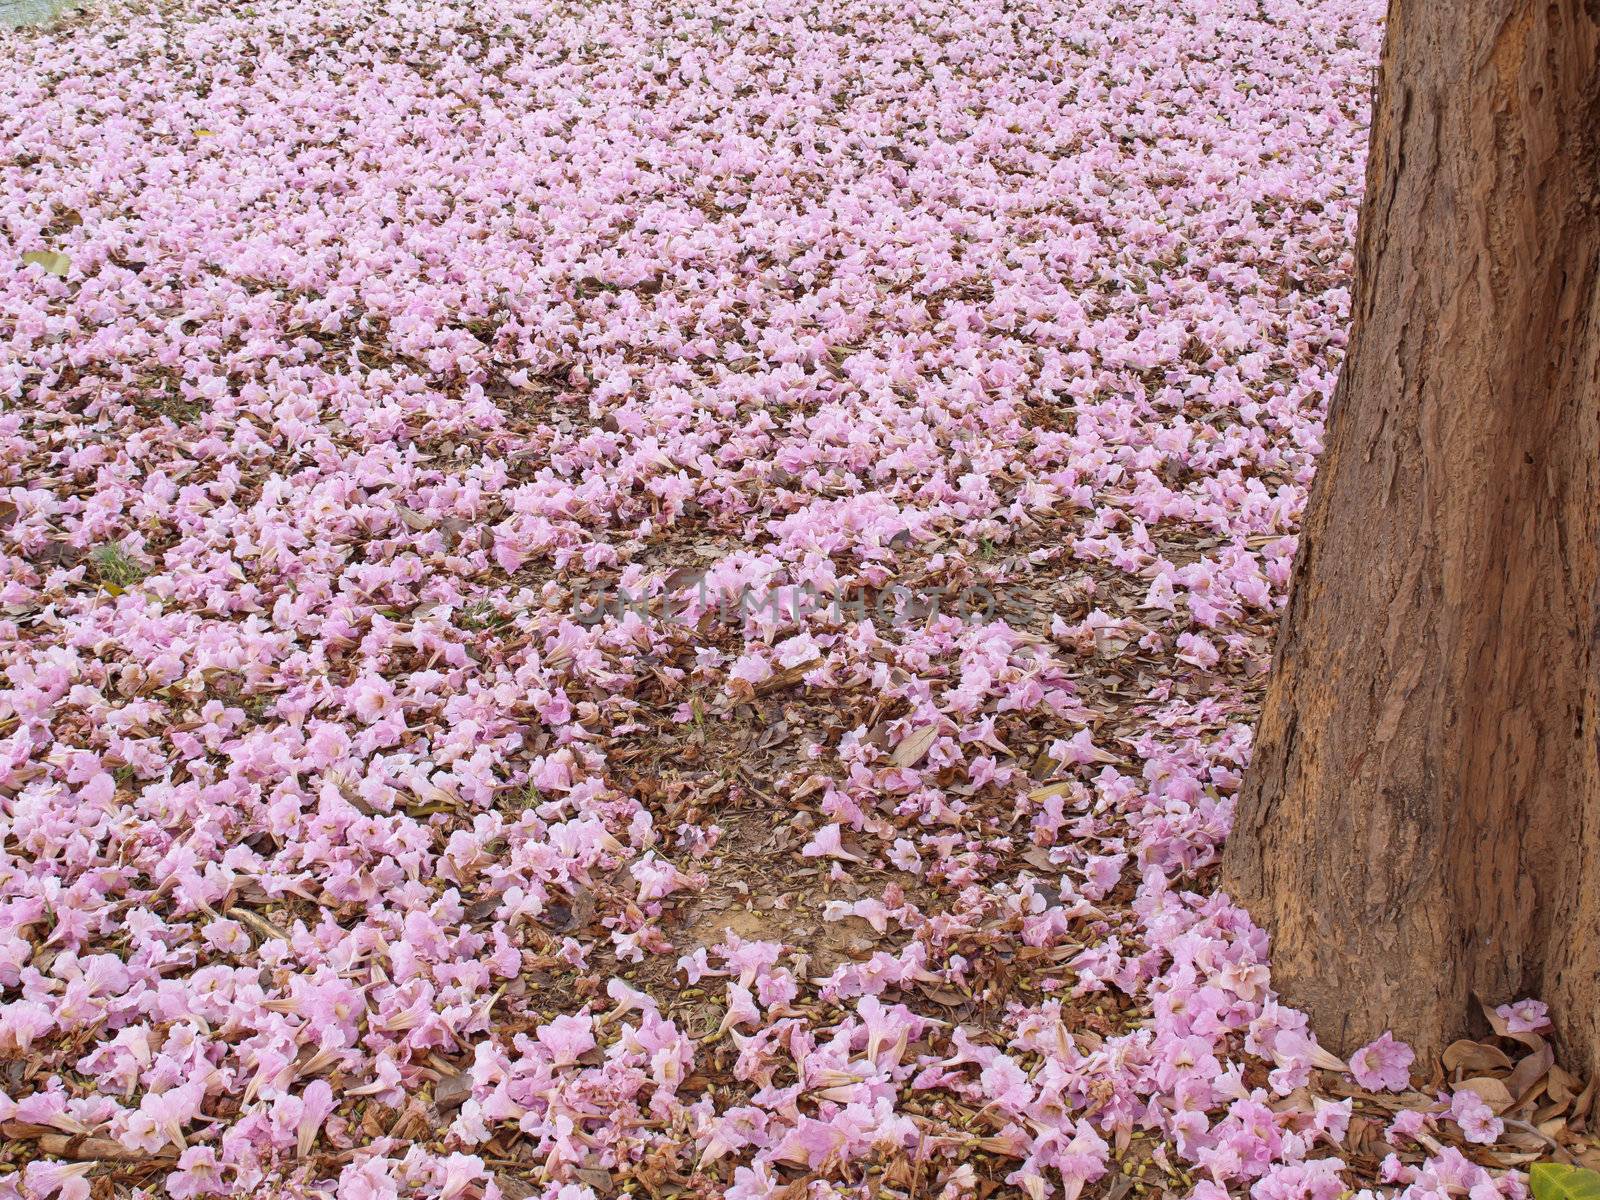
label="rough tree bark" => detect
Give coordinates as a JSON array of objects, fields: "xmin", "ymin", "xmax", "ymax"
[{"xmin": 1222, "ymin": 0, "xmax": 1600, "ymax": 1075}]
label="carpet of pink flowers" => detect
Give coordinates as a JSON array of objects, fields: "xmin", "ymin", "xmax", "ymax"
[{"xmin": 0, "ymin": 0, "xmax": 1566, "ymax": 1197}]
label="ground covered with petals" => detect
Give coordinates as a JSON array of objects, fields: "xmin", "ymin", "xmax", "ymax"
[{"xmin": 1, "ymin": 0, "xmax": 1588, "ymax": 1197}]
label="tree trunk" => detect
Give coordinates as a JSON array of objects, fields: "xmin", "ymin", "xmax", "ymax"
[{"xmin": 1222, "ymin": 0, "xmax": 1600, "ymax": 1075}]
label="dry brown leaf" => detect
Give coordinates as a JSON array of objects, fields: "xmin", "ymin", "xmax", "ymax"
[
  {"xmin": 891, "ymin": 725, "xmax": 939, "ymax": 768},
  {"xmin": 572, "ymin": 1167, "xmax": 616, "ymax": 1195},
  {"xmin": 1269, "ymin": 1087, "xmax": 1315, "ymax": 1115},
  {"xmin": 1507, "ymin": 1041, "xmax": 1556, "ymax": 1108},
  {"xmin": 1571, "ymin": 1073, "xmax": 1597, "ymax": 1128},
  {"xmin": 495, "ymin": 1175, "xmax": 539, "ymax": 1200},
  {"xmin": 432, "ymin": 1070, "xmax": 472, "ymax": 1112},
  {"xmin": 1477, "ymin": 1149, "xmax": 1545, "ymax": 1168},
  {"xmin": 1444, "ymin": 1039, "xmax": 1514, "ymax": 1076},
  {"xmin": 753, "ymin": 663, "xmax": 812, "ymax": 696},
  {"xmin": 1022, "ymin": 846, "xmax": 1057, "ymax": 870},
  {"xmin": 1502, "ymin": 1122, "xmax": 1554, "ymax": 1152},
  {"xmin": 1548, "ymin": 1066, "xmax": 1584, "ymax": 1109},
  {"xmin": 1457, "ymin": 1075, "xmax": 1516, "ymax": 1114}
]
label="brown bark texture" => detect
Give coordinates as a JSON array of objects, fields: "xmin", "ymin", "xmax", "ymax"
[{"xmin": 1222, "ymin": 0, "xmax": 1600, "ymax": 1074}]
